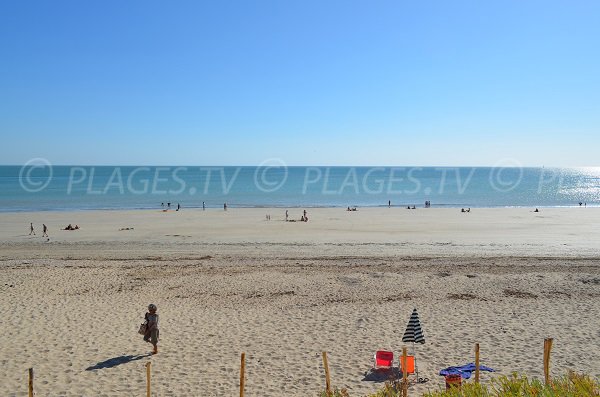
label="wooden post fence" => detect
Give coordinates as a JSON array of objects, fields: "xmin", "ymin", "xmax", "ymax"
[
  {"xmin": 474, "ymin": 343, "xmax": 480, "ymax": 383},
  {"xmin": 544, "ymin": 338, "xmax": 553, "ymax": 385},
  {"xmin": 146, "ymin": 361, "xmax": 151, "ymax": 397},
  {"xmin": 240, "ymin": 352, "xmax": 246, "ymax": 397},
  {"xmin": 401, "ymin": 347, "xmax": 408, "ymax": 397},
  {"xmin": 322, "ymin": 351, "xmax": 331, "ymax": 396},
  {"xmin": 28, "ymin": 368, "xmax": 34, "ymax": 397}
]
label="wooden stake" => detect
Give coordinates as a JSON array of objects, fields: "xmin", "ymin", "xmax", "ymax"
[
  {"xmin": 402, "ymin": 347, "xmax": 408, "ymax": 397},
  {"xmin": 146, "ymin": 361, "xmax": 151, "ymax": 397},
  {"xmin": 240, "ymin": 353, "xmax": 246, "ymax": 397},
  {"xmin": 544, "ymin": 338, "xmax": 553, "ymax": 385},
  {"xmin": 322, "ymin": 351, "xmax": 331, "ymax": 396},
  {"xmin": 475, "ymin": 343, "xmax": 480, "ymax": 383},
  {"xmin": 28, "ymin": 368, "xmax": 34, "ymax": 397}
]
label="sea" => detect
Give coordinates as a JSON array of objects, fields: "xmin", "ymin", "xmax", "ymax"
[{"xmin": 1, "ymin": 165, "xmax": 599, "ymax": 212}]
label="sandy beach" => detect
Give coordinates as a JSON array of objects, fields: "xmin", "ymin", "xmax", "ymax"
[{"xmin": 1, "ymin": 207, "xmax": 600, "ymax": 396}]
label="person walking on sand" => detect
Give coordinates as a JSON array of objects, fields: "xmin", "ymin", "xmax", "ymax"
[
  {"xmin": 42, "ymin": 224, "xmax": 48, "ymax": 237},
  {"xmin": 285, "ymin": 210, "xmax": 289, "ymax": 221},
  {"xmin": 29, "ymin": 223, "xmax": 35, "ymax": 235},
  {"xmin": 143, "ymin": 304, "xmax": 159, "ymax": 354}
]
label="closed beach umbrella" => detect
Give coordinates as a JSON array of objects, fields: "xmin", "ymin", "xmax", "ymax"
[
  {"xmin": 402, "ymin": 308, "xmax": 426, "ymax": 382},
  {"xmin": 402, "ymin": 308, "xmax": 425, "ymax": 344}
]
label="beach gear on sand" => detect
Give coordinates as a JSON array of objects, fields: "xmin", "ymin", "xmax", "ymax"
[
  {"xmin": 402, "ymin": 308, "xmax": 425, "ymax": 344},
  {"xmin": 439, "ymin": 363, "xmax": 495, "ymax": 379},
  {"xmin": 363, "ymin": 350, "xmax": 396, "ymax": 382},
  {"xmin": 402, "ymin": 308, "xmax": 426, "ymax": 383},
  {"xmin": 400, "ymin": 355, "xmax": 415, "ymax": 375},
  {"xmin": 373, "ymin": 350, "xmax": 394, "ymax": 370}
]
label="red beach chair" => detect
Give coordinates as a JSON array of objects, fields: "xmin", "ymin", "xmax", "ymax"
[{"xmin": 373, "ymin": 350, "xmax": 394, "ymax": 370}]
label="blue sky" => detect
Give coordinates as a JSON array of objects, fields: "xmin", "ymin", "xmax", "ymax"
[{"xmin": 1, "ymin": 0, "xmax": 599, "ymax": 166}]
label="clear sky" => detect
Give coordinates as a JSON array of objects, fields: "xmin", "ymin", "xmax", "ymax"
[{"xmin": 1, "ymin": 0, "xmax": 599, "ymax": 166}]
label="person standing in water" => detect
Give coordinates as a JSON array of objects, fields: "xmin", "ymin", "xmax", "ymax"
[{"xmin": 143, "ymin": 304, "xmax": 159, "ymax": 354}]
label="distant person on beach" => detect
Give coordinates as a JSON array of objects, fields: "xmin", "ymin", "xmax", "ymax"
[
  {"xmin": 303, "ymin": 209, "xmax": 307, "ymax": 218},
  {"xmin": 161, "ymin": 202, "xmax": 164, "ymax": 208},
  {"xmin": 285, "ymin": 210, "xmax": 289, "ymax": 221},
  {"xmin": 202, "ymin": 201, "xmax": 205, "ymax": 210},
  {"xmin": 224, "ymin": 203, "xmax": 227, "ymax": 211},
  {"xmin": 388, "ymin": 200, "xmax": 391, "ymax": 208},
  {"xmin": 177, "ymin": 203, "xmax": 180, "ymax": 211},
  {"xmin": 42, "ymin": 224, "xmax": 48, "ymax": 237},
  {"xmin": 143, "ymin": 304, "xmax": 159, "ymax": 354},
  {"xmin": 29, "ymin": 223, "xmax": 35, "ymax": 235},
  {"xmin": 534, "ymin": 208, "xmax": 539, "ymax": 212}
]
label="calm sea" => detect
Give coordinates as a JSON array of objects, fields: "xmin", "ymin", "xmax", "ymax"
[{"xmin": 1, "ymin": 165, "xmax": 599, "ymax": 212}]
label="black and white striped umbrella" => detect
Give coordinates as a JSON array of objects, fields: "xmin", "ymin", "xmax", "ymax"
[{"xmin": 402, "ymin": 308, "xmax": 425, "ymax": 344}]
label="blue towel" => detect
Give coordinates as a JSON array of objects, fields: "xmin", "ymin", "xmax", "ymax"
[{"xmin": 439, "ymin": 363, "xmax": 495, "ymax": 379}]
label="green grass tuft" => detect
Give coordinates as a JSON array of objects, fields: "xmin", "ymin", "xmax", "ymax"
[
  {"xmin": 423, "ymin": 372, "xmax": 600, "ymax": 397},
  {"xmin": 319, "ymin": 371, "xmax": 600, "ymax": 396}
]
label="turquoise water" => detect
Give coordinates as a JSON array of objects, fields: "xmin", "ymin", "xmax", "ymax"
[{"xmin": 1, "ymin": 165, "xmax": 599, "ymax": 212}]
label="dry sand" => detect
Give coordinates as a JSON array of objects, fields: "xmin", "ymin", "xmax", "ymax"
[{"xmin": 1, "ymin": 207, "xmax": 599, "ymax": 396}]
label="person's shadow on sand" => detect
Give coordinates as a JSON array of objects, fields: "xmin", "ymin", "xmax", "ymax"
[{"xmin": 86, "ymin": 353, "xmax": 151, "ymax": 371}]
